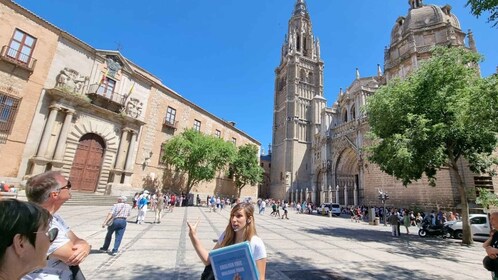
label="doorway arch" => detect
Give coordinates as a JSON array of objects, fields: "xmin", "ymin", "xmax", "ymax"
[{"xmin": 69, "ymin": 133, "xmax": 106, "ymax": 192}]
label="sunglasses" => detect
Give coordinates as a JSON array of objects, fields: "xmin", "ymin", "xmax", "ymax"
[
  {"xmin": 34, "ymin": 227, "xmax": 59, "ymax": 243},
  {"xmin": 59, "ymin": 181, "xmax": 71, "ymax": 190}
]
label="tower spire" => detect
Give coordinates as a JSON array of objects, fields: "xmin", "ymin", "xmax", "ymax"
[{"xmin": 293, "ymin": 0, "xmax": 308, "ymax": 17}]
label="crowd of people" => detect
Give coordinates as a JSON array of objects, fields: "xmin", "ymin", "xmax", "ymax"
[{"xmin": 5, "ymin": 170, "xmax": 498, "ymax": 280}]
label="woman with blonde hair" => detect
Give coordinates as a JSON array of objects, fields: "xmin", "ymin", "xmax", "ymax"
[{"xmin": 187, "ymin": 202, "xmax": 267, "ymax": 280}]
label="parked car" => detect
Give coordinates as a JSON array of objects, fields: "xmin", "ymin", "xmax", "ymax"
[
  {"xmin": 447, "ymin": 214, "xmax": 490, "ymax": 241},
  {"xmin": 316, "ymin": 203, "xmax": 341, "ymax": 216}
]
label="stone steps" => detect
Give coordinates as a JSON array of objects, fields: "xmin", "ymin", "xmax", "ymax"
[{"xmin": 14, "ymin": 190, "xmax": 121, "ymax": 206}]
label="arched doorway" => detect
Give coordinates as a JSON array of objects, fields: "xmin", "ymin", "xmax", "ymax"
[
  {"xmin": 69, "ymin": 133, "xmax": 106, "ymax": 192},
  {"xmin": 335, "ymin": 147, "xmax": 359, "ymax": 206}
]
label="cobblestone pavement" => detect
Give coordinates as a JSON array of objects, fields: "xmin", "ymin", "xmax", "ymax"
[{"xmin": 53, "ymin": 205, "xmax": 490, "ymax": 279}]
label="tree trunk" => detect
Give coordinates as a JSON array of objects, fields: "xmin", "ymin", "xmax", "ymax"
[{"xmin": 449, "ymin": 157, "xmax": 472, "ymax": 245}]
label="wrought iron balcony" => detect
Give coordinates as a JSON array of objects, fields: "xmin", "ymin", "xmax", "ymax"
[
  {"xmin": 86, "ymin": 83, "xmax": 126, "ymax": 113},
  {"xmin": 0, "ymin": 45, "xmax": 37, "ymax": 72},
  {"xmin": 162, "ymin": 118, "xmax": 178, "ymax": 130}
]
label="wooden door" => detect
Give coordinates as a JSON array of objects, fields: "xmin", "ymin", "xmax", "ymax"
[{"xmin": 69, "ymin": 133, "xmax": 105, "ymax": 192}]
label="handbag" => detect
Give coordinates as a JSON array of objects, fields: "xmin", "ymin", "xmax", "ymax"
[{"xmin": 200, "ymin": 264, "xmax": 214, "ymax": 280}]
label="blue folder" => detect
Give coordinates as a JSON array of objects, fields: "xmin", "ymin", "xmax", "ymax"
[{"xmin": 209, "ymin": 241, "xmax": 259, "ymax": 280}]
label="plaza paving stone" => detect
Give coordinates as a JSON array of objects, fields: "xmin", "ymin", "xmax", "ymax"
[{"xmin": 49, "ymin": 205, "xmax": 491, "ymax": 279}]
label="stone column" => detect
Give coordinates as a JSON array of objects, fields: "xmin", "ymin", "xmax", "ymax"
[
  {"xmin": 305, "ymin": 187, "xmax": 309, "ymax": 202},
  {"xmin": 37, "ymin": 104, "xmax": 60, "ymax": 158},
  {"xmin": 353, "ymin": 183, "xmax": 358, "ymax": 206},
  {"xmin": 53, "ymin": 109, "xmax": 75, "ymax": 163},
  {"xmin": 114, "ymin": 129, "xmax": 130, "ymax": 170},
  {"xmin": 124, "ymin": 130, "xmax": 137, "ymax": 172},
  {"xmin": 328, "ymin": 186, "xmax": 332, "ymax": 203},
  {"xmin": 344, "ymin": 185, "xmax": 348, "ymax": 206},
  {"xmin": 335, "ymin": 185, "xmax": 340, "ymax": 204}
]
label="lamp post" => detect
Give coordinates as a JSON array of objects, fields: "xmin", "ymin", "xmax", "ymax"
[{"xmin": 378, "ymin": 190, "xmax": 389, "ymax": 226}]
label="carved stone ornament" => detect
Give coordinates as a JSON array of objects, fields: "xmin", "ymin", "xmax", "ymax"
[
  {"xmin": 55, "ymin": 67, "xmax": 89, "ymax": 94},
  {"xmin": 125, "ymin": 97, "xmax": 143, "ymax": 118},
  {"xmin": 106, "ymin": 57, "xmax": 122, "ymax": 78}
]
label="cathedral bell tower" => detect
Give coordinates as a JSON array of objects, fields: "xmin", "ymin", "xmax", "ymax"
[{"xmin": 270, "ymin": 0, "xmax": 325, "ymax": 201}]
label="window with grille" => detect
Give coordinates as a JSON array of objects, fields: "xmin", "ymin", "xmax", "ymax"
[
  {"xmin": 0, "ymin": 93, "xmax": 21, "ymax": 143},
  {"xmin": 193, "ymin": 119, "xmax": 201, "ymax": 132},
  {"xmin": 215, "ymin": 129, "xmax": 221, "ymax": 138}
]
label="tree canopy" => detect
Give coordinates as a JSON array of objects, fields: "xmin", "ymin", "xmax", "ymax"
[
  {"xmin": 161, "ymin": 129, "xmax": 236, "ymax": 194},
  {"xmin": 466, "ymin": 0, "xmax": 498, "ymax": 27},
  {"xmin": 365, "ymin": 46, "xmax": 498, "ymax": 244},
  {"xmin": 229, "ymin": 144, "xmax": 264, "ymax": 197}
]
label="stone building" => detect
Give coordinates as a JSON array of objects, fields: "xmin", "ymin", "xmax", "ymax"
[
  {"xmin": 270, "ymin": 0, "xmax": 325, "ymax": 201},
  {"xmin": 272, "ymin": 0, "xmax": 491, "ymax": 210},
  {"xmin": 0, "ymin": 0, "xmax": 261, "ymax": 200}
]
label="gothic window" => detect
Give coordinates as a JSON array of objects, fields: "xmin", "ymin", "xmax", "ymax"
[
  {"xmin": 215, "ymin": 129, "xmax": 221, "ymax": 138},
  {"xmin": 0, "ymin": 93, "xmax": 21, "ymax": 137},
  {"xmin": 300, "ymin": 69, "xmax": 306, "ymax": 81},
  {"xmin": 7, "ymin": 29, "xmax": 36, "ymax": 64},
  {"xmin": 297, "ymin": 34, "xmax": 301, "ymax": 51},
  {"xmin": 308, "ymin": 72, "xmax": 313, "ymax": 84},
  {"xmin": 351, "ymin": 105, "xmax": 356, "ymax": 120},
  {"xmin": 97, "ymin": 77, "xmax": 116, "ymax": 98},
  {"xmin": 343, "ymin": 109, "xmax": 348, "ymax": 122},
  {"xmin": 193, "ymin": 119, "xmax": 201, "ymax": 132},
  {"xmin": 165, "ymin": 107, "xmax": 176, "ymax": 125}
]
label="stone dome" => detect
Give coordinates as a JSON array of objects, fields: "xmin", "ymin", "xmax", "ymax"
[{"xmin": 390, "ymin": 4, "xmax": 461, "ymax": 45}]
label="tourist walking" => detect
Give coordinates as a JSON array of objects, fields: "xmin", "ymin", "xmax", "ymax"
[
  {"xmin": 136, "ymin": 191, "xmax": 149, "ymax": 224},
  {"xmin": 100, "ymin": 195, "xmax": 132, "ymax": 256},
  {"xmin": 154, "ymin": 192, "xmax": 164, "ymax": 224}
]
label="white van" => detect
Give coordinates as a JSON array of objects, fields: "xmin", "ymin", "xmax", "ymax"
[{"xmin": 330, "ymin": 203, "xmax": 341, "ymax": 216}]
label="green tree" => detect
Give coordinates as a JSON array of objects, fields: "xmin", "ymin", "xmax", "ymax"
[
  {"xmin": 161, "ymin": 129, "xmax": 236, "ymax": 194},
  {"xmin": 466, "ymin": 0, "xmax": 498, "ymax": 27},
  {"xmin": 229, "ymin": 144, "xmax": 264, "ymax": 198},
  {"xmin": 365, "ymin": 46, "xmax": 498, "ymax": 245}
]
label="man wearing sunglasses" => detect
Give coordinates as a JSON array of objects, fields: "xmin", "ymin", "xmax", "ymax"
[{"xmin": 23, "ymin": 171, "xmax": 91, "ymax": 280}]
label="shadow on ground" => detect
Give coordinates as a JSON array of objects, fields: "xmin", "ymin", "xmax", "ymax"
[
  {"xmin": 86, "ymin": 259, "xmax": 446, "ymax": 280},
  {"xmin": 302, "ymin": 226, "xmax": 468, "ymax": 263}
]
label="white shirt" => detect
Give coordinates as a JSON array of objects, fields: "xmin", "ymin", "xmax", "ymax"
[
  {"xmin": 217, "ymin": 232, "xmax": 267, "ymax": 260},
  {"xmin": 23, "ymin": 214, "xmax": 73, "ymax": 280}
]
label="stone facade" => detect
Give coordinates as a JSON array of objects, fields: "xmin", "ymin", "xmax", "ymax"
[
  {"xmin": 270, "ymin": 0, "xmax": 325, "ymax": 201},
  {"xmin": 0, "ymin": 0, "xmax": 261, "ymax": 200},
  {"xmin": 0, "ymin": 0, "xmax": 59, "ymax": 184},
  {"xmin": 272, "ymin": 0, "xmax": 488, "ymax": 210}
]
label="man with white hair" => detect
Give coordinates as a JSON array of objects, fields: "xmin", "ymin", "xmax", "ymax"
[
  {"xmin": 100, "ymin": 195, "xmax": 132, "ymax": 256},
  {"xmin": 23, "ymin": 171, "xmax": 91, "ymax": 280}
]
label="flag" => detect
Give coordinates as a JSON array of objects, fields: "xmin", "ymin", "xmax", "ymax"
[
  {"xmin": 123, "ymin": 82, "xmax": 135, "ymax": 104},
  {"xmin": 99, "ymin": 69, "xmax": 109, "ymax": 85}
]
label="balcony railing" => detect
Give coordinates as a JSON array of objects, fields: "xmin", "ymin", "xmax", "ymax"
[
  {"xmin": 163, "ymin": 118, "xmax": 178, "ymax": 130},
  {"xmin": 0, "ymin": 45, "xmax": 37, "ymax": 72},
  {"xmin": 86, "ymin": 84, "xmax": 126, "ymax": 113},
  {"xmin": 87, "ymin": 84, "xmax": 126, "ymax": 105}
]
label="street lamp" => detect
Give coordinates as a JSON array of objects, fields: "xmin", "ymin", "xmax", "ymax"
[{"xmin": 378, "ymin": 189, "xmax": 389, "ymax": 226}]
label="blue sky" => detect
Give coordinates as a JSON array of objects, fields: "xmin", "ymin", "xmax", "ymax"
[{"xmin": 15, "ymin": 0, "xmax": 497, "ymax": 153}]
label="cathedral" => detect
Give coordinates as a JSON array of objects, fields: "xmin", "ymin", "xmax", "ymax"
[{"xmin": 270, "ymin": 0, "xmax": 491, "ymax": 210}]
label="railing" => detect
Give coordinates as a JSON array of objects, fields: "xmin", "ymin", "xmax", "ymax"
[
  {"xmin": 0, "ymin": 45, "xmax": 37, "ymax": 72},
  {"xmin": 87, "ymin": 84, "xmax": 126, "ymax": 105},
  {"xmin": 162, "ymin": 118, "xmax": 178, "ymax": 129}
]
